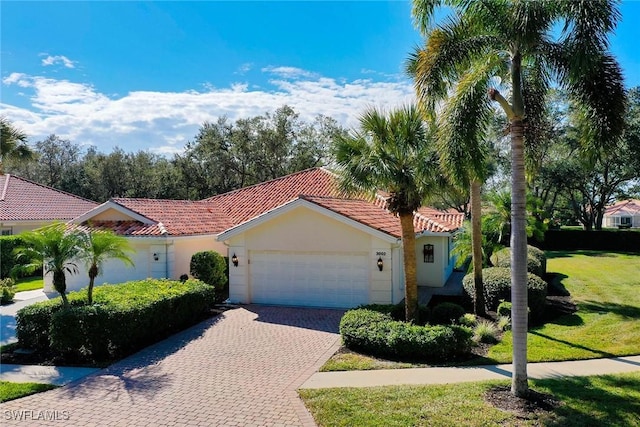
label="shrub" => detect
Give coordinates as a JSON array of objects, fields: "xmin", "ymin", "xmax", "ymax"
[
  {"xmin": 339, "ymin": 308, "xmax": 472, "ymax": 362},
  {"xmin": 473, "ymin": 319, "xmax": 499, "ymax": 344},
  {"xmin": 17, "ymin": 278, "xmax": 215, "ymax": 359},
  {"xmin": 497, "ymin": 315, "xmax": 511, "ymax": 331},
  {"xmin": 431, "ymin": 302, "xmax": 466, "ymax": 325},
  {"xmin": 358, "ymin": 303, "xmax": 430, "ymax": 325},
  {"xmin": 0, "ymin": 278, "xmax": 16, "ymax": 304},
  {"xmin": 497, "ymin": 301, "xmax": 513, "ymax": 317},
  {"xmin": 490, "ymin": 245, "xmax": 547, "ymax": 278},
  {"xmin": 459, "ymin": 313, "xmax": 478, "ymax": 327},
  {"xmin": 190, "ymin": 251, "xmax": 228, "ymax": 302},
  {"xmin": 462, "ymin": 267, "xmax": 548, "ymax": 320}
]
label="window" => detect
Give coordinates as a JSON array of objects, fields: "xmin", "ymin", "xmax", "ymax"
[
  {"xmin": 423, "ymin": 244, "xmax": 434, "ymax": 263},
  {"xmin": 621, "ymin": 217, "xmax": 631, "ymax": 225},
  {"xmin": 1, "ymin": 228, "xmax": 12, "ymax": 236}
]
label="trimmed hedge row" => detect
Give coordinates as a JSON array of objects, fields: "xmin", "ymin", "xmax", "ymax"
[
  {"xmin": 16, "ymin": 278, "xmax": 215, "ymax": 359},
  {"xmin": 339, "ymin": 309, "xmax": 473, "ymax": 362},
  {"xmin": 462, "ymin": 267, "xmax": 548, "ymax": 319},
  {"xmin": 490, "ymin": 245, "xmax": 547, "ymax": 278}
]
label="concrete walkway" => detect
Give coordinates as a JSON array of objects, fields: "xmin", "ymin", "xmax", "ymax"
[
  {"xmin": 301, "ymin": 355, "xmax": 640, "ymax": 389},
  {"xmin": 0, "ymin": 364, "xmax": 100, "ymax": 386},
  {"xmin": 0, "ymin": 289, "xmax": 52, "ymax": 345}
]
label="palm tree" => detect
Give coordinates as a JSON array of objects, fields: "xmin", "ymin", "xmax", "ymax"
[
  {"xmin": 0, "ymin": 117, "xmax": 34, "ymax": 173},
  {"xmin": 333, "ymin": 105, "xmax": 437, "ymax": 322},
  {"xmin": 14, "ymin": 223, "xmax": 83, "ymax": 307},
  {"xmin": 78, "ymin": 228, "xmax": 135, "ymax": 305},
  {"xmin": 410, "ymin": 1, "xmax": 626, "ymax": 396}
]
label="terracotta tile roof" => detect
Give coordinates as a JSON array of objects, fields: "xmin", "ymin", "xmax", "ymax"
[
  {"xmin": 303, "ymin": 195, "xmax": 463, "ymax": 238},
  {"xmin": 302, "ymin": 196, "xmax": 404, "ymax": 237},
  {"xmin": 79, "ymin": 168, "xmax": 462, "ymax": 237},
  {"xmin": 0, "ymin": 174, "xmax": 98, "ymax": 222},
  {"xmin": 203, "ymin": 168, "xmax": 342, "ymax": 225},
  {"xmin": 76, "ymin": 220, "xmax": 169, "ymax": 236},
  {"xmin": 605, "ymin": 199, "xmax": 640, "ymax": 216},
  {"xmin": 108, "ymin": 198, "xmax": 234, "ymax": 236}
]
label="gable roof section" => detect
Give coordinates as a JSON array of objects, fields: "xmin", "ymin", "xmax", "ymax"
[
  {"xmin": 605, "ymin": 199, "xmax": 640, "ymax": 216},
  {"xmin": 0, "ymin": 174, "xmax": 98, "ymax": 222},
  {"xmin": 203, "ymin": 168, "xmax": 341, "ymax": 225}
]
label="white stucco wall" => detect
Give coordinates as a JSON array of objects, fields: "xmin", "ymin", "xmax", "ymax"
[
  {"xmin": 414, "ymin": 234, "xmax": 453, "ymax": 288},
  {"xmin": 224, "ymin": 205, "xmax": 398, "ymax": 306},
  {"xmin": 45, "ymin": 234, "xmax": 227, "ymax": 293}
]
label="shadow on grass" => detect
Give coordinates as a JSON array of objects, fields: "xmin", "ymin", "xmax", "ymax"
[
  {"xmin": 579, "ymin": 300, "xmax": 640, "ymax": 319},
  {"xmin": 528, "ymin": 330, "xmax": 615, "ymax": 358},
  {"xmin": 545, "ymin": 250, "xmax": 630, "ymax": 259},
  {"xmin": 533, "ymin": 374, "xmax": 640, "ymax": 427}
]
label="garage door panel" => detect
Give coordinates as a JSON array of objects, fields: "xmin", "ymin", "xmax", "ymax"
[{"xmin": 250, "ymin": 251, "xmax": 370, "ymax": 308}]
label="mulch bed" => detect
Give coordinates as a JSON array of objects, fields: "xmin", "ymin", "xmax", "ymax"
[{"xmin": 485, "ymin": 385, "xmax": 561, "ymax": 419}]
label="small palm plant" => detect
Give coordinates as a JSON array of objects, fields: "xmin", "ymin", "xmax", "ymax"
[
  {"xmin": 14, "ymin": 223, "xmax": 83, "ymax": 307},
  {"xmin": 78, "ymin": 227, "xmax": 134, "ymax": 305}
]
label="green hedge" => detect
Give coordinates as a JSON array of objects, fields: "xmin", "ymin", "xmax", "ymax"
[
  {"xmin": 339, "ymin": 309, "xmax": 472, "ymax": 362},
  {"xmin": 537, "ymin": 230, "xmax": 640, "ymax": 252},
  {"xmin": 490, "ymin": 245, "xmax": 547, "ymax": 278},
  {"xmin": 16, "ymin": 278, "xmax": 215, "ymax": 359},
  {"xmin": 462, "ymin": 267, "xmax": 548, "ymax": 320}
]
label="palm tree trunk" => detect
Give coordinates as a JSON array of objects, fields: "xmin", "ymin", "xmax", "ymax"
[
  {"xmin": 470, "ymin": 180, "xmax": 486, "ymax": 316},
  {"xmin": 510, "ymin": 117, "xmax": 529, "ymax": 397},
  {"xmin": 53, "ymin": 270, "xmax": 69, "ymax": 308},
  {"xmin": 88, "ymin": 264, "xmax": 98, "ymax": 305},
  {"xmin": 400, "ymin": 212, "xmax": 418, "ymax": 322}
]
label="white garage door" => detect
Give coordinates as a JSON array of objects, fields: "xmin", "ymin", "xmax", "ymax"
[{"xmin": 250, "ymin": 251, "xmax": 370, "ymax": 308}]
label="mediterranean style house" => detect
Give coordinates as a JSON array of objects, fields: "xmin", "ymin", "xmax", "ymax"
[{"xmin": 43, "ymin": 168, "xmax": 463, "ymax": 309}]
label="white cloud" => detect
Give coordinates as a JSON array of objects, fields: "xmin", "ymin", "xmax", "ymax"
[
  {"xmin": 261, "ymin": 66, "xmax": 317, "ymax": 79},
  {"xmin": 41, "ymin": 55, "xmax": 76, "ymax": 69},
  {"xmin": 1, "ymin": 70, "xmax": 415, "ymax": 155},
  {"xmin": 235, "ymin": 63, "xmax": 253, "ymax": 75}
]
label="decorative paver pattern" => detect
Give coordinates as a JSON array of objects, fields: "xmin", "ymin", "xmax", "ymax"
[{"xmin": 0, "ymin": 306, "xmax": 343, "ymax": 426}]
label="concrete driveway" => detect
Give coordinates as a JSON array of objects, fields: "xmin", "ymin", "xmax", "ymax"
[{"xmin": 1, "ymin": 305, "xmax": 344, "ymax": 426}]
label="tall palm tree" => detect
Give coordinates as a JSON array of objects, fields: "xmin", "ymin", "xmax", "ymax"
[
  {"xmin": 78, "ymin": 228, "xmax": 135, "ymax": 305},
  {"xmin": 14, "ymin": 223, "xmax": 83, "ymax": 307},
  {"xmin": 410, "ymin": 0, "xmax": 626, "ymax": 396},
  {"xmin": 0, "ymin": 117, "xmax": 34, "ymax": 173},
  {"xmin": 333, "ymin": 105, "xmax": 437, "ymax": 322}
]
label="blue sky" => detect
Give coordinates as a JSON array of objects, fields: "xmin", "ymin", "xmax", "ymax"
[{"xmin": 1, "ymin": 1, "xmax": 639, "ymax": 155}]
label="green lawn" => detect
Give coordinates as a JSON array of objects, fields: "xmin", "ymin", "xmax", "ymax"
[
  {"xmin": 322, "ymin": 251, "xmax": 640, "ymax": 371},
  {"xmin": 14, "ymin": 276, "xmax": 44, "ymax": 293},
  {"xmin": 0, "ymin": 381, "xmax": 57, "ymax": 402},
  {"xmin": 487, "ymin": 251, "xmax": 640, "ymax": 363},
  {"xmin": 300, "ymin": 372, "xmax": 640, "ymax": 427}
]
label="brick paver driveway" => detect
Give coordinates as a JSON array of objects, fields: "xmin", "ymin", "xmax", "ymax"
[{"xmin": 1, "ymin": 306, "xmax": 344, "ymax": 426}]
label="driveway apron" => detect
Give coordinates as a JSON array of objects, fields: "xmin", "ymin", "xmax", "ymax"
[{"xmin": 0, "ymin": 306, "xmax": 344, "ymax": 426}]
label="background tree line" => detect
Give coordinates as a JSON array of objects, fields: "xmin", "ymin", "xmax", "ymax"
[{"xmin": 2, "ymin": 105, "xmax": 346, "ymax": 202}]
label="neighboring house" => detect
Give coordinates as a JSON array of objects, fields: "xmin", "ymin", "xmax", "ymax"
[
  {"xmin": 0, "ymin": 174, "xmax": 98, "ymax": 235},
  {"xmin": 57, "ymin": 168, "xmax": 463, "ymax": 309},
  {"xmin": 603, "ymin": 199, "xmax": 640, "ymax": 228}
]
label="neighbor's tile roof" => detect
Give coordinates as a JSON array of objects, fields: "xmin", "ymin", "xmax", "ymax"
[
  {"xmin": 0, "ymin": 174, "xmax": 98, "ymax": 222},
  {"xmin": 605, "ymin": 199, "xmax": 640, "ymax": 216},
  {"xmin": 82, "ymin": 168, "xmax": 463, "ymax": 237}
]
